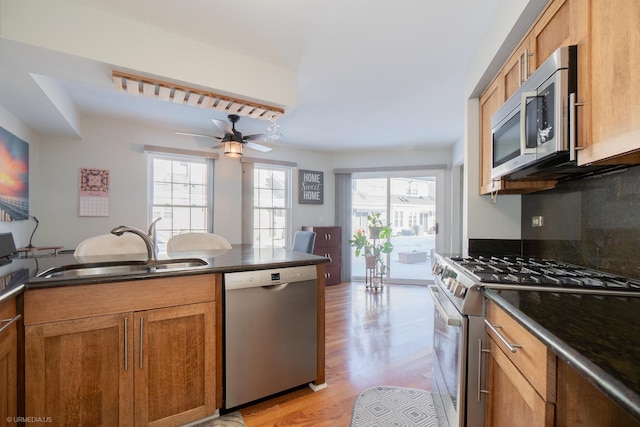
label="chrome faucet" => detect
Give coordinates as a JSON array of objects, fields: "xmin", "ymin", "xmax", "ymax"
[
  {"xmin": 147, "ymin": 217, "xmax": 162, "ymax": 251},
  {"xmin": 111, "ymin": 225, "xmax": 157, "ymax": 262}
]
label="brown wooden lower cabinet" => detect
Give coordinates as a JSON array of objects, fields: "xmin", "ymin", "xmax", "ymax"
[
  {"xmin": 0, "ymin": 297, "xmax": 18, "ymax": 426},
  {"xmin": 555, "ymin": 358, "xmax": 640, "ymax": 427},
  {"xmin": 136, "ymin": 303, "xmax": 216, "ymax": 426},
  {"xmin": 24, "ymin": 275, "xmax": 217, "ymax": 426},
  {"xmin": 485, "ymin": 300, "xmax": 640, "ymax": 427},
  {"xmin": 26, "ymin": 313, "xmax": 132, "ymax": 425},
  {"xmin": 485, "ymin": 336, "xmax": 555, "ymax": 427}
]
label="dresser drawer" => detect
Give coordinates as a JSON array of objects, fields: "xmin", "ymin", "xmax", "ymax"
[
  {"xmin": 306, "ymin": 227, "xmax": 340, "ymax": 248},
  {"xmin": 486, "ymin": 302, "xmax": 556, "ymax": 402},
  {"xmin": 323, "ymin": 264, "xmax": 341, "ymax": 286},
  {"xmin": 315, "ymin": 246, "xmax": 340, "ymax": 263}
]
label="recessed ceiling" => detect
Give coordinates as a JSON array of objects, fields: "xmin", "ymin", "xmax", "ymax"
[{"xmin": 0, "ymin": 0, "xmax": 502, "ymax": 151}]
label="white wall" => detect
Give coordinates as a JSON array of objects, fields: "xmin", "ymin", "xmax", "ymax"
[
  {"xmin": 1, "ymin": 106, "xmax": 457, "ymax": 253},
  {"xmin": 32, "ymin": 115, "xmax": 337, "ymax": 250}
]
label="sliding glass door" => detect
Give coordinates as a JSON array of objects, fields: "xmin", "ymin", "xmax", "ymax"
[{"xmin": 351, "ymin": 171, "xmax": 440, "ymax": 284}]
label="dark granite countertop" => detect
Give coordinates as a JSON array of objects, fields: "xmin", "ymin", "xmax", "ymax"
[
  {"xmin": 0, "ymin": 245, "xmax": 328, "ymax": 297},
  {"xmin": 484, "ymin": 288, "xmax": 640, "ymax": 421}
]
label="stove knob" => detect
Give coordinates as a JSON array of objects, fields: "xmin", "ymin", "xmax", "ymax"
[
  {"xmin": 445, "ymin": 278, "xmax": 453, "ymax": 290},
  {"xmin": 449, "ymin": 279, "xmax": 459, "ymax": 292},
  {"xmin": 453, "ymin": 285, "xmax": 467, "ymax": 298}
]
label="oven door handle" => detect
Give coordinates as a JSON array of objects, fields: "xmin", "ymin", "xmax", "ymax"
[{"xmin": 428, "ymin": 286, "xmax": 461, "ymax": 327}]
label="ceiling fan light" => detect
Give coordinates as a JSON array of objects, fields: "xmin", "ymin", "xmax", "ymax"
[
  {"xmin": 266, "ymin": 116, "xmax": 283, "ymax": 141},
  {"xmin": 224, "ymin": 141, "xmax": 243, "ymax": 158}
]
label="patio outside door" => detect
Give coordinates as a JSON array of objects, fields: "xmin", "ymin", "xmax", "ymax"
[{"xmin": 351, "ymin": 172, "xmax": 440, "ymax": 285}]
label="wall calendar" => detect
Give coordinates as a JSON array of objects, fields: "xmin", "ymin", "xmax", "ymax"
[{"xmin": 79, "ymin": 168, "xmax": 110, "ymax": 217}]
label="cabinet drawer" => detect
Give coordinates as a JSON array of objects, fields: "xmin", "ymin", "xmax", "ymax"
[
  {"xmin": 315, "ymin": 246, "xmax": 340, "ymax": 264},
  {"xmin": 323, "ymin": 264, "xmax": 341, "ymax": 286},
  {"xmin": 309, "ymin": 227, "xmax": 340, "ymax": 248},
  {"xmin": 25, "ymin": 274, "xmax": 218, "ymax": 325},
  {"xmin": 486, "ymin": 302, "xmax": 556, "ymax": 402},
  {"xmin": 0, "ymin": 297, "xmax": 16, "ymax": 320}
]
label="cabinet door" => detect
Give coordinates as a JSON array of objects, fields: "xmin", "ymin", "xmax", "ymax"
[
  {"xmin": 25, "ymin": 313, "xmax": 134, "ymax": 426},
  {"xmin": 0, "ymin": 299, "xmax": 18, "ymax": 426},
  {"xmin": 502, "ymin": 38, "xmax": 532, "ymax": 99},
  {"xmin": 485, "ymin": 337, "xmax": 555, "ymax": 427},
  {"xmin": 479, "ymin": 79, "xmax": 504, "ymax": 194},
  {"xmin": 555, "ymin": 358, "xmax": 640, "ymax": 427},
  {"xmin": 529, "ymin": 0, "xmax": 570, "ymax": 71},
  {"xmin": 135, "ymin": 302, "xmax": 216, "ymax": 427},
  {"xmin": 576, "ymin": 0, "xmax": 640, "ymax": 164}
]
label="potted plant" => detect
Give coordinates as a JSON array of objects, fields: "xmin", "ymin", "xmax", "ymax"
[{"xmin": 348, "ymin": 213, "xmax": 394, "ymax": 272}]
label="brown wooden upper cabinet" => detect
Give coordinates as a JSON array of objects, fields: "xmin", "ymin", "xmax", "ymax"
[
  {"xmin": 478, "ymin": 0, "xmax": 640, "ymax": 195},
  {"xmin": 574, "ymin": 0, "xmax": 640, "ymax": 166}
]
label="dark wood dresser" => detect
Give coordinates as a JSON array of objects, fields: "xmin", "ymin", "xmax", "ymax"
[{"xmin": 301, "ymin": 226, "xmax": 341, "ymax": 286}]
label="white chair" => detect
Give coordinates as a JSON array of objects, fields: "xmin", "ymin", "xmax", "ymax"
[
  {"xmin": 166, "ymin": 232, "xmax": 232, "ymax": 253},
  {"xmin": 74, "ymin": 234, "xmax": 148, "ymax": 257}
]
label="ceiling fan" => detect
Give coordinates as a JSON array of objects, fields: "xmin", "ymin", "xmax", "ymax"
[{"xmin": 176, "ymin": 114, "xmax": 272, "ymax": 157}]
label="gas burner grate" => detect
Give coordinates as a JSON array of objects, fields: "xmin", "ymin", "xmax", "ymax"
[{"xmin": 450, "ymin": 256, "xmax": 640, "ymax": 292}]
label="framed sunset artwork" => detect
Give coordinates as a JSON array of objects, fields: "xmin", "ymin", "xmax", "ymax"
[{"xmin": 0, "ymin": 127, "xmax": 29, "ymax": 221}]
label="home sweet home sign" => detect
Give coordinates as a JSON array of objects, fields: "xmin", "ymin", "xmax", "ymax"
[{"xmin": 298, "ymin": 170, "xmax": 323, "ymax": 204}]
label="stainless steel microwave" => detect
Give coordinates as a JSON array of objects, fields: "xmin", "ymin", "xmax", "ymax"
[{"xmin": 490, "ymin": 45, "xmax": 578, "ymax": 181}]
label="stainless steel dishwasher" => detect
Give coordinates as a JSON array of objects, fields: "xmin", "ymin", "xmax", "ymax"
[{"xmin": 223, "ymin": 265, "xmax": 317, "ymax": 409}]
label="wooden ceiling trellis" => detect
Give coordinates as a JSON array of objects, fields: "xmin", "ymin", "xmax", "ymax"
[{"xmin": 111, "ymin": 70, "xmax": 285, "ymax": 121}]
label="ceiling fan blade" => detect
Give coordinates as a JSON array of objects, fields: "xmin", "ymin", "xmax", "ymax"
[
  {"xmin": 175, "ymin": 131, "xmax": 221, "ymax": 139},
  {"xmin": 244, "ymin": 133, "xmax": 267, "ymax": 142},
  {"xmin": 245, "ymin": 141, "xmax": 272, "ymax": 152},
  {"xmin": 195, "ymin": 140, "xmax": 223, "ymax": 149},
  {"xmin": 211, "ymin": 118, "xmax": 233, "ymax": 135}
]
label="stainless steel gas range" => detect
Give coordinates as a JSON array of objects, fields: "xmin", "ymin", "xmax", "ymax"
[{"xmin": 429, "ymin": 253, "xmax": 640, "ymax": 427}]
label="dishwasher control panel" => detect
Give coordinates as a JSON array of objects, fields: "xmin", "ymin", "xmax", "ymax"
[{"xmin": 224, "ymin": 265, "xmax": 317, "ymax": 290}]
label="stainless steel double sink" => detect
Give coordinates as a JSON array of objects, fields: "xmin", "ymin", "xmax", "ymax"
[{"xmin": 37, "ymin": 258, "xmax": 209, "ymax": 279}]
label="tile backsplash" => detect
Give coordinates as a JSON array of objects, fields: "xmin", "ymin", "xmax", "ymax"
[{"xmin": 522, "ymin": 165, "xmax": 640, "ymax": 279}]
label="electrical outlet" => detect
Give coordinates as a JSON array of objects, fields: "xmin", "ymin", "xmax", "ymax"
[{"xmin": 532, "ymin": 216, "xmax": 544, "ymax": 227}]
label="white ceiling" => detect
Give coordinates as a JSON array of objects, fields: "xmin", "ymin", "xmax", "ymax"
[{"xmin": 0, "ymin": 0, "xmax": 503, "ymax": 152}]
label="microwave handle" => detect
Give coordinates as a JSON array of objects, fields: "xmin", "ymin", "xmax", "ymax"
[
  {"xmin": 569, "ymin": 92, "xmax": 585, "ymax": 161},
  {"xmin": 520, "ymin": 90, "xmax": 538, "ymax": 155}
]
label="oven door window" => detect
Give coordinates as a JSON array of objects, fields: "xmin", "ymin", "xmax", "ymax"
[
  {"xmin": 524, "ymin": 75, "xmax": 560, "ymax": 159},
  {"xmin": 492, "ymin": 111, "xmax": 521, "ymax": 168},
  {"xmin": 536, "ymin": 82, "xmax": 555, "ymax": 146}
]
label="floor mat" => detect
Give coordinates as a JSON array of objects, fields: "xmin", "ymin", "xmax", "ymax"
[
  {"xmin": 187, "ymin": 411, "xmax": 246, "ymax": 427},
  {"xmin": 350, "ymin": 386, "xmax": 441, "ymax": 427}
]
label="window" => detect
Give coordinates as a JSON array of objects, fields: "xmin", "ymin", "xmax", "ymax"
[
  {"xmin": 252, "ymin": 164, "xmax": 291, "ymax": 248},
  {"xmin": 150, "ymin": 154, "xmax": 213, "ymax": 251}
]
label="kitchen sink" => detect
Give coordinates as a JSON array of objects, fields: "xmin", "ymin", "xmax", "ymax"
[{"xmin": 37, "ymin": 258, "xmax": 208, "ymax": 279}]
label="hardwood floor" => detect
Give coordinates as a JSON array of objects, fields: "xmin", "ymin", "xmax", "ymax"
[{"xmin": 239, "ymin": 281, "xmax": 434, "ymax": 426}]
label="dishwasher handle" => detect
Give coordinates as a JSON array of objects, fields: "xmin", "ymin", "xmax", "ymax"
[{"xmin": 261, "ymin": 283, "xmax": 289, "ymax": 291}]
